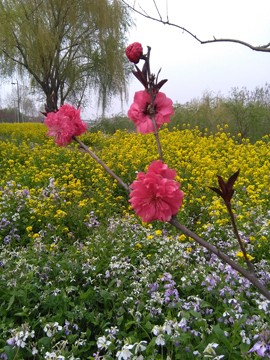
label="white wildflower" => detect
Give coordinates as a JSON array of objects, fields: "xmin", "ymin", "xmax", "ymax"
[
  {"xmin": 155, "ymin": 334, "xmax": 165, "ymax": 346},
  {"xmin": 97, "ymin": 335, "xmax": 111, "ymax": 350},
  {"xmin": 116, "ymin": 344, "xmax": 133, "ymax": 359},
  {"xmin": 152, "ymin": 325, "xmax": 162, "ymax": 336}
]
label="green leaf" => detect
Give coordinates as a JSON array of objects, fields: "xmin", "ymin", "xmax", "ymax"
[
  {"xmin": 14, "ymin": 312, "xmax": 28, "ymax": 317},
  {"xmin": 212, "ymin": 325, "xmax": 232, "ymax": 349},
  {"xmin": 37, "ymin": 336, "xmax": 52, "ymax": 348},
  {"xmin": 190, "ymin": 309, "xmax": 202, "ymax": 318},
  {"xmin": 240, "ymin": 341, "xmax": 250, "ymax": 354},
  {"xmin": 4, "ymin": 345, "xmax": 16, "ymax": 358},
  {"xmin": 7, "ymin": 295, "xmax": 15, "ymax": 311},
  {"xmin": 125, "ymin": 320, "xmax": 137, "ymax": 330}
]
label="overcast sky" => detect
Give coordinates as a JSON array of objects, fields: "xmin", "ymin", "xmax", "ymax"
[
  {"xmin": 1, "ymin": 0, "xmax": 270, "ymax": 119},
  {"xmin": 108, "ymin": 0, "xmax": 270, "ymax": 117}
]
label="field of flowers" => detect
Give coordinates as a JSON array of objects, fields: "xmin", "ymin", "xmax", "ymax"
[{"xmin": 0, "ymin": 122, "xmax": 269, "ymax": 359}]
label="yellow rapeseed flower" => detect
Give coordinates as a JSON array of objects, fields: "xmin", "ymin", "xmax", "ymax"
[
  {"xmin": 178, "ymin": 234, "xmax": 187, "ymax": 242},
  {"xmin": 1, "ymin": 124, "xmax": 269, "ymax": 235},
  {"xmin": 49, "ymin": 243, "xmax": 57, "ymax": 252},
  {"xmin": 78, "ymin": 199, "xmax": 88, "ymax": 207},
  {"xmin": 54, "ymin": 209, "xmax": 67, "ymax": 219},
  {"xmin": 236, "ymin": 252, "xmax": 255, "ymax": 261}
]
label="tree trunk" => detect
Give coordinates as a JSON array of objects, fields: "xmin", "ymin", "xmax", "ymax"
[{"xmin": 45, "ymin": 89, "xmax": 58, "ymax": 113}]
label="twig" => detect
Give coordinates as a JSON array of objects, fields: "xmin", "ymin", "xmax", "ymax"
[
  {"xmin": 145, "ymin": 46, "xmax": 164, "ymax": 161},
  {"xmin": 226, "ymin": 202, "xmax": 255, "ymax": 272},
  {"xmin": 169, "ymin": 216, "xmax": 270, "ymax": 300},
  {"xmin": 73, "ymin": 136, "xmax": 130, "ymax": 193},
  {"xmin": 121, "ymin": 0, "xmax": 270, "ymax": 53}
]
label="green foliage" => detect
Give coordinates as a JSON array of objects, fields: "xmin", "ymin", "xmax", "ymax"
[
  {"xmin": 169, "ymin": 84, "xmax": 270, "ymax": 142},
  {"xmin": 82, "ymin": 84, "xmax": 270, "ymax": 143},
  {"xmin": 89, "ymin": 115, "xmax": 135, "ymax": 133},
  {"xmin": 0, "ymin": 109, "xmax": 18, "ymax": 123}
]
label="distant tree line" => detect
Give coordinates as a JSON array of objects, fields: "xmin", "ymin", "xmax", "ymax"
[
  {"xmin": 169, "ymin": 83, "xmax": 270, "ymax": 142},
  {"xmin": 0, "ymin": 108, "xmax": 43, "ymax": 123},
  {"xmin": 90, "ymin": 84, "xmax": 270, "ymax": 143}
]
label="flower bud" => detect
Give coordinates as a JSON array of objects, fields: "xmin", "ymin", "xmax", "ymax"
[{"xmin": 125, "ymin": 42, "xmax": 143, "ymax": 63}]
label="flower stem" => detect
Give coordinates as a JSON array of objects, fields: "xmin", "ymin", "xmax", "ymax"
[
  {"xmin": 226, "ymin": 202, "xmax": 255, "ymax": 272},
  {"xmin": 151, "ymin": 116, "xmax": 164, "ymax": 161},
  {"xmin": 145, "ymin": 46, "xmax": 164, "ymax": 161},
  {"xmin": 169, "ymin": 216, "xmax": 270, "ymax": 300},
  {"xmin": 73, "ymin": 136, "xmax": 130, "ymax": 193}
]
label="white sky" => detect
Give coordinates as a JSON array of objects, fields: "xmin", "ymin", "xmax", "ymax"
[
  {"xmin": 107, "ymin": 0, "xmax": 270, "ymax": 117},
  {"xmin": 1, "ymin": 0, "xmax": 270, "ymax": 119}
]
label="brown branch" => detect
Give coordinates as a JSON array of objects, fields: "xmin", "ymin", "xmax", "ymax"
[
  {"xmin": 201, "ymin": 38, "xmax": 270, "ymax": 52},
  {"xmin": 122, "ymin": 0, "xmax": 270, "ymax": 53},
  {"xmin": 169, "ymin": 216, "xmax": 270, "ymax": 300},
  {"xmin": 73, "ymin": 137, "xmax": 131, "ymax": 193},
  {"xmin": 226, "ymin": 202, "xmax": 254, "ymax": 273},
  {"xmin": 0, "ymin": 49, "xmax": 25, "ymax": 68},
  {"xmin": 152, "ymin": 0, "xmax": 162, "ymax": 21}
]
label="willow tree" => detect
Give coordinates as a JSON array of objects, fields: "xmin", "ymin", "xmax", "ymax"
[{"xmin": 0, "ymin": 0, "xmax": 131, "ymax": 112}]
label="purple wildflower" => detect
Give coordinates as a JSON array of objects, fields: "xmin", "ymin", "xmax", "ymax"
[{"xmin": 249, "ymin": 330, "xmax": 270, "ymax": 358}]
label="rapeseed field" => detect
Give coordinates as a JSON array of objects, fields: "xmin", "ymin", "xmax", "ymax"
[{"xmin": 0, "ymin": 123, "xmax": 269, "ymax": 359}]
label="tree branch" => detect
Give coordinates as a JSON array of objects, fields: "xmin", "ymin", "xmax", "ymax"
[
  {"xmin": 169, "ymin": 217, "xmax": 270, "ymax": 300},
  {"xmin": 201, "ymin": 38, "xmax": 270, "ymax": 52},
  {"xmin": 122, "ymin": 0, "xmax": 270, "ymax": 52}
]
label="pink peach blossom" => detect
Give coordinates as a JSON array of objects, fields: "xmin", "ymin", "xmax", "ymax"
[
  {"xmin": 125, "ymin": 42, "xmax": 143, "ymax": 63},
  {"xmin": 44, "ymin": 104, "xmax": 87, "ymax": 146},
  {"xmin": 129, "ymin": 161, "xmax": 184, "ymax": 222},
  {"xmin": 128, "ymin": 90, "xmax": 174, "ymax": 134},
  {"xmin": 147, "ymin": 160, "xmax": 177, "ymax": 180}
]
